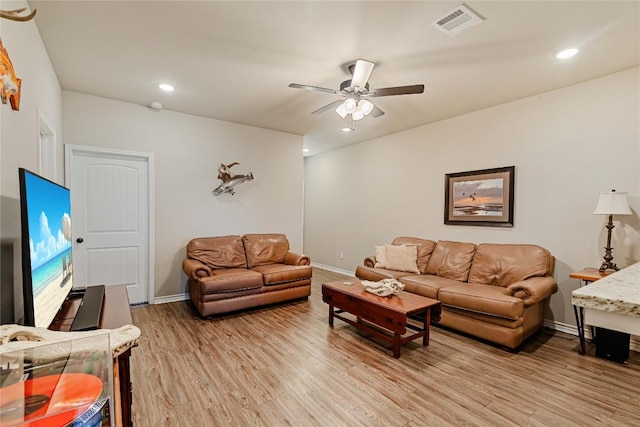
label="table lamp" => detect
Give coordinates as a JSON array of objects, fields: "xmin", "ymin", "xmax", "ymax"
[{"xmin": 593, "ymin": 189, "xmax": 632, "ymax": 272}]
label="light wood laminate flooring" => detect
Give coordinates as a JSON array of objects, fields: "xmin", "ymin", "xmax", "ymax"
[{"xmin": 130, "ymin": 268, "xmax": 640, "ymax": 426}]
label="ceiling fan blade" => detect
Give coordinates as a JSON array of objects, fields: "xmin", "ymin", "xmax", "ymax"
[
  {"xmin": 370, "ymin": 84, "xmax": 425, "ymax": 97},
  {"xmin": 350, "ymin": 60, "xmax": 375, "ymax": 90},
  {"xmin": 289, "ymin": 83, "xmax": 340, "ymax": 95},
  {"xmin": 370, "ymin": 105, "xmax": 385, "ymax": 118},
  {"xmin": 311, "ymin": 99, "xmax": 344, "ymax": 115}
]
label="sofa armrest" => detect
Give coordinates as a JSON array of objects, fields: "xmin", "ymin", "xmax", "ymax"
[
  {"xmin": 283, "ymin": 251, "xmax": 310, "ymax": 266},
  {"xmin": 364, "ymin": 256, "xmax": 376, "ymax": 268},
  {"xmin": 182, "ymin": 258, "xmax": 213, "ymax": 279},
  {"xmin": 504, "ymin": 276, "xmax": 558, "ymax": 307}
]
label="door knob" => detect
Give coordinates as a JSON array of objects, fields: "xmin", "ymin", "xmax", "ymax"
[{"xmin": 76, "ymin": 238, "xmax": 84, "ymax": 243}]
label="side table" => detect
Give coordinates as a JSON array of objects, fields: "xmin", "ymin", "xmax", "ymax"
[{"xmin": 570, "ymin": 268, "xmax": 613, "ymax": 355}]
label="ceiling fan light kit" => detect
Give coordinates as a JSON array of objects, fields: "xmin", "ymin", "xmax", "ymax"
[
  {"xmin": 289, "ymin": 59, "xmax": 425, "ymax": 129},
  {"xmin": 359, "ymin": 99, "xmax": 374, "ymax": 115},
  {"xmin": 335, "ymin": 103, "xmax": 348, "ymax": 118},
  {"xmin": 351, "ymin": 109, "xmax": 365, "ymax": 121},
  {"xmin": 344, "ymin": 98, "xmax": 357, "ymax": 112},
  {"xmin": 335, "ymin": 98, "xmax": 373, "ymax": 121}
]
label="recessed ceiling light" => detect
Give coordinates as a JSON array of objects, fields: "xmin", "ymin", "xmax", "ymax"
[
  {"xmin": 158, "ymin": 83, "xmax": 175, "ymax": 92},
  {"xmin": 341, "ymin": 127, "xmax": 353, "ymax": 133},
  {"xmin": 555, "ymin": 48, "xmax": 579, "ymax": 59},
  {"xmin": 302, "ymin": 148, "xmax": 310, "ymax": 153}
]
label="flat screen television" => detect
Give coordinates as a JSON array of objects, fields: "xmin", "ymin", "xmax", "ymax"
[{"xmin": 19, "ymin": 168, "xmax": 74, "ymax": 328}]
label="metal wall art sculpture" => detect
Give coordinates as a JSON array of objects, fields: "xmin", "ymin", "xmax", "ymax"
[
  {"xmin": 213, "ymin": 162, "xmax": 254, "ymax": 195},
  {"xmin": 0, "ymin": 38, "xmax": 21, "ymax": 110},
  {"xmin": 0, "ymin": 7, "xmax": 37, "ymax": 22},
  {"xmin": 0, "ymin": 8, "xmax": 37, "ymax": 111}
]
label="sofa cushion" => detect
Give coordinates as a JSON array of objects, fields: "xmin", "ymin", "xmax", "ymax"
[
  {"xmin": 438, "ymin": 283, "xmax": 523, "ymax": 320},
  {"xmin": 198, "ymin": 268, "xmax": 263, "ymax": 294},
  {"xmin": 392, "ymin": 237, "xmax": 437, "ymax": 274},
  {"xmin": 243, "ymin": 234, "xmax": 290, "ymax": 268},
  {"xmin": 399, "ymin": 274, "xmax": 462, "ymax": 299},
  {"xmin": 250, "ymin": 264, "xmax": 312, "ymax": 285},
  {"xmin": 468, "ymin": 244, "xmax": 554, "ymax": 287},
  {"xmin": 425, "ymin": 240, "xmax": 477, "ymax": 281},
  {"xmin": 355, "ymin": 266, "xmax": 410, "ymax": 282},
  {"xmin": 187, "ymin": 236, "xmax": 247, "ymax": 269},
  {"xmin": 384, "ymin": 244, "xmax": 420, "ymax": 274},
  {"xmin": 373, "ymin": 245, "xmax": 388, "ymax": 268}
]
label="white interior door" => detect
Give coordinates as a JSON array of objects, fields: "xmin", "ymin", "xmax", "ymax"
[{"xmin": 65, "ymin": 145, "xmax": 154, "ymax": 304}]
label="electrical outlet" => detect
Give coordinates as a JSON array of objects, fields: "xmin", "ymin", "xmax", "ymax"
[{"xmin": 339, "ymin": 252, "xmax": 344, "ymax": 260}]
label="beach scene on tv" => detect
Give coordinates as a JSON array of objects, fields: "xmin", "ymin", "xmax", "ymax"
[
  {"xmin": 453, "ymin": 178, "xmax": 504, "ymax": 216},
  {"xmin": 25, "ymin": 173, "xmax": 74, "ymax": 327}
]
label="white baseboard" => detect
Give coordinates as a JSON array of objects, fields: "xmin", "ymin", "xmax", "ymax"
[
  {"xmin": 544, "ymin": 319, "xmax": 582, "ymax": 336},
  {"xmin": 311, "ymin": 262, "xmax": 355, "ymax": 277},
  {"xmin": 544, "ymin": 319, "xmax": 640, "ymax": 352},
  {"xmin": 153, "ymin": 293, "xmax": 189, "ymax": 304}
]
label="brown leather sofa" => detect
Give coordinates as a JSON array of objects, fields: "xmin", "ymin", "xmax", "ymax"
[
  {"xmin": 183, "ymin": 234, "xmax": 312, "ymax": 317},
  {"xmin": 355, "ymin": 237, "xmax": 557, "ymax": 349}
]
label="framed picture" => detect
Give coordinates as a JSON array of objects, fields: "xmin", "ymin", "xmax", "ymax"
[{"xmin": 444, "ymin": 166, "xmax": 515, "ymax": 227}]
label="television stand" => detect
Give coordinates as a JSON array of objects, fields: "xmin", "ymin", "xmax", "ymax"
[
  {"xmin": 50, "ymin": 285, "xmax": 135, "ymax": 427},
  {"xmin": 69, "ymin": 285, "xmax": 105, "ymax": 331}
]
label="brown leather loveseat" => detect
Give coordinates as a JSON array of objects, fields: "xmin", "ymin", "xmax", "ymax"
[
  {"xmin": 355, "ymin": 237, "xmax": 557, "ymax": 349},
  {"xmin": 183, "ymin": 234, "xmax": 312, "ymax": 317}
]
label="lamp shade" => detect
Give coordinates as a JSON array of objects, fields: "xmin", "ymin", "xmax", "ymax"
[
  {"xmin": 593, "ymin": 191, "xmax": 632, "ymax": 215},
  {"xmin": 335, "ymin": 103, "xmax": 348, "ymax": 118},
  {"xmin": 343, "ymin": 98, "xmax": 357, "ymax": 113},
  {"xmin": 359, "ymin": 99, "xmax": 374, "ymax": 115},
  {"xmin": 352, "ymin": 109, "xmax": 365, "ymax": 121}
]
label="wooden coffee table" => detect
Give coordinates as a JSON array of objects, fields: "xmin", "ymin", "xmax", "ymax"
[{"xmin": 322, "ymin": 280, "xmax": 442, "ymax": 358}]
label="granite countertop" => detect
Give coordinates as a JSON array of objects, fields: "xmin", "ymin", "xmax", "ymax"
[{"xmin": 571, "ymin": 262, "xmax": 640, "ymax": 317}]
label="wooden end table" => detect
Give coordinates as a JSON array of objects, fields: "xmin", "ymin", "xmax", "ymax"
[
  {"xmin": 322, "ymin": 280, "xmax": 441, "ymax": 358},
  {"xmin": 570, "ymin": 268, "xmax": 614, "ymax": 283}
]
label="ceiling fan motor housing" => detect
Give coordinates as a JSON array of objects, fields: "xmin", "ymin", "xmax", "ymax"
[{"xmin": 340, "ymin": 80, "xmax": 369, "ymax": 93}]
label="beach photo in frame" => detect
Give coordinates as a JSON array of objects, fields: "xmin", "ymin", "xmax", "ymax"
[{"xmin": 444, "ymin": 166, "xmax": 515, "ymax": 227}]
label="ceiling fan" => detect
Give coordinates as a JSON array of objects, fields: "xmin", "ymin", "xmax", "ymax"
[{"xmin": 289, "ymin": 59, "xmax": 424, "ymax": 125}]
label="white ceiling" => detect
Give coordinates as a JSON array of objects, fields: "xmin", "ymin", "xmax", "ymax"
[{"xmin": 28, "ymin": 1, "xmax": 639, "ymax": 156}]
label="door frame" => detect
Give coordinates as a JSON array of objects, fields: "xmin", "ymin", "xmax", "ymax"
[
  {"xmin": 64, "ymin": 144, "xmax": 155, "ymax": 304},
  {"xmin": 38, "ymin": 108, "xmax": 57, "ymax": 181}
]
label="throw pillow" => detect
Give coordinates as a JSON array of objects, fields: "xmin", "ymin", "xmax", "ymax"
[
  {"xmin": 385, "ymin": 244, "xmax": 420, "ymax": 274},
  {"xmin": 374, "ymin": 245, "xmax": 388, "ymax": 268}
]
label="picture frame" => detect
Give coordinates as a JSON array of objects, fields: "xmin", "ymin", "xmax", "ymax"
[{"xmin": 444, "ymin": 166, "xmax": 515, "ymax": 227}]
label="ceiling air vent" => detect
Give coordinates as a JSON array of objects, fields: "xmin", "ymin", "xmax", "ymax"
[{"xmin": 432, "ymin": 4, "xmax": 485, "ymax": 37}]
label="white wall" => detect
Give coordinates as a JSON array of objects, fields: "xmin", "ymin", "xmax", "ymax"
[
  {"xmin": 0, "ymin": 1, "xmax": 63, "ymax": 323},
  {"xmin": 0, "ymin": 2, "xmax": 64, "ymax": 194},
  {"xmin": 62, "ymin": 91, "xmax": 304, "ymax": 299},
  {"xmin": 304, "ymin": 68, "xmax": 640, "ymax": 327}
]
